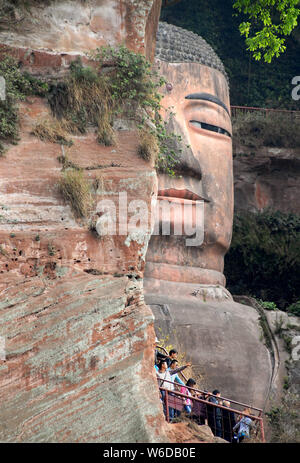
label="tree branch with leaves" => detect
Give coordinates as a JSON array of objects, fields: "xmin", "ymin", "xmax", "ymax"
[
  {"xmin": 233, "ymin": 0, "xmax": 300, "ymax": 62},
  {"xmin": 163, "ymin": 0, "xmax": 300, "ymax": 62}
]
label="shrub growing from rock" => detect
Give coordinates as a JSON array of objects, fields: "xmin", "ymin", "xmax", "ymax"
[
  {"xmin": 287, "ymin": 301, "xmax": 300, "ymax": 317},
  {"xmin": 138, "ymin": 128, "xmax": 159, "ymax": 164},
  {"xmin": 58, "ymin": 168, "xmax": 92, "ymax": 218},
  {"xmin": 0, "ymin": 56, "xmax": 48, "ymax": 155}
]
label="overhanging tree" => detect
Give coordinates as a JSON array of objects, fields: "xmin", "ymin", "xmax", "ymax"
[{"xmin": 162, "ymin": 0, "xmax": 300, "ymax": 62}]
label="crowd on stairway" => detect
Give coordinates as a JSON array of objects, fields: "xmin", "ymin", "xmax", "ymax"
[{"xmin": 154, "ymin": 339, "xmax": 256, "ymax": 443}]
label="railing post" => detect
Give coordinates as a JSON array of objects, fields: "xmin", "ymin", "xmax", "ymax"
[
  {"xmin": 165, "ymin": 389, "xmax": 169, "ymax": 423},
  {"xmin": 221, "ymin": 412, "xmax": 224, "ymax": 440},
  {"xmin": 259, "ymin": 418, "xmax": 265, "ymax": 443}
]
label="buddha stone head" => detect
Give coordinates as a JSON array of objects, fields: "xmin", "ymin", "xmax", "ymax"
[
  {"xmin": 144, "ymin": 23, "xmax": 272, "ymax": 411},
  {"xmin": 145, "ymin": 22, "xmax": 233, "ymax": 290}
]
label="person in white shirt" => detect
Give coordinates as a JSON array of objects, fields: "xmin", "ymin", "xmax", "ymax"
[
  {"xmin": 156, "ymin": 359, "xmax": 191, "ymax": 420},
  {"xmin": 156, "ymin": 360, "xmax": 191, "ymax": 389}
]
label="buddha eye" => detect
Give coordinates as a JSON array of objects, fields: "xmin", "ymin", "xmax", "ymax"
[{"xmin": 190, "ymin": 120, "xmax": 231, "ymax": 138}]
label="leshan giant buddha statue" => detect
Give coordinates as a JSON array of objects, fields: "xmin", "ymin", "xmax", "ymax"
[{"xmin": 144, "ymin": 23, "xmax": 272, "ymax": 408}]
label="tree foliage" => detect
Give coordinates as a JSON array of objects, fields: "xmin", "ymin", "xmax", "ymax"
[
  {"xmin": 161, "ymin": 0, "xmax": 299, "ymax": 108},
  {"xmin": 163, "ymin": 0, "xmax": 300, "ymax": 62},
  {"xmin": 233, "ymin": 0, "xmax": 300, "ymax": 62}
]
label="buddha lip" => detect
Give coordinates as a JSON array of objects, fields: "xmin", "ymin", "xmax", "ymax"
[{"xmin": 157, "ymin": 188, "xmax": 210, "ymax": 203}]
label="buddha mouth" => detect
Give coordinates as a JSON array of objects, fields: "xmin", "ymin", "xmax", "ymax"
[{"xmin": 157, "ymin": 188, "xmax": 210, "ymax": 203}]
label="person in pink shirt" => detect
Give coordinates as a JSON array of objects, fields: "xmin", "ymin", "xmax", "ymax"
[{"xmin": 180, "ymin": 378, "xmax": 196, "ymax": 414}]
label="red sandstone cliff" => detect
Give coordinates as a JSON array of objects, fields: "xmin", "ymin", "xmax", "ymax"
[{"xmin": 0, "ymin": 0, "xmax": 171, "ymax": 443}]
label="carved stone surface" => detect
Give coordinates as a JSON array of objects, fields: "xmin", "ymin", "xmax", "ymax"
[
  {"xmin": 156, "ymin": 22, "xmax": 227, "ymax": 79},
  {"xmin": 144, "ymin": 23, "xmax": 272, "ymax": 410},
  {"xmin": 0, "ymin": 93, "xmax": 169, "ymax": 442},
  {"xmin": 146, "ymin": 25, "xmax": 233, "ymax": 287}
]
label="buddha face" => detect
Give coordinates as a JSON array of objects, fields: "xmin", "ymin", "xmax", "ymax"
[{"xmin": 145, "ymin": 61, "xmax": 233, "ymax": 286}]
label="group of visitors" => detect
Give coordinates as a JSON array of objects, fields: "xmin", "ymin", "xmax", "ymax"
[
  {"xmin": 155, "ymin": 345, "xmax": 192, "ymax": 421},
  {"xmin": 154, "ymin": 340, "xmax": 255, "ymax": 443},
  {"xmin": 203, "ymin": 390, "xmax": 254, "ymax": 443}
]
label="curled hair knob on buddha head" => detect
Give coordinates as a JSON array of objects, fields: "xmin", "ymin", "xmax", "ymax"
[{"xmin": 155, "ymin": 22, "xmax": 228, "ymax": 82}]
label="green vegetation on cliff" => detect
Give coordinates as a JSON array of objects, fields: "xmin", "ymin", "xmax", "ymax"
[
  {"xmin": 287, "ymin": 300, "xmax": 300, "ymax": 316},
  {"xmin": 1, "ymin": 47, "xmax": 181, "ymax": 175},
  {"xmin": 267, "ymin": 394, "xmax": 300, "ymax": 442},
  {"xmin": 232, "ymin": 111, "xmax": 300, "ymax": 150},
  {"xmin": 47, "ymin": 48, "xmax": 181, "ymax": 175},
  {"xmin": 163, "ymin": 0, "xmax": 300, "ymax": 63},
  {"xmin": 224, "ymin": 210, "xmax": 300, "ymax": 309},
  {"xmin": 0, "ymin": 56, "xmax": 48, "ymax": 155}
]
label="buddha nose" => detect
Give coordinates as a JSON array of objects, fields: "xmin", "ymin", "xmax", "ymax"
[
  {"xmin": 175, "ymin": 144, "xmax": 202, "ymax": 180},
  {"xmin": 165, "ymin": 115, "xmax": 202, "ymax": 180}
]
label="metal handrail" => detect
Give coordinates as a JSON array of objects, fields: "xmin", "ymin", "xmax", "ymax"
[
  {"xmin": 156, "ymin": 376, "xmax": 263, "ymax": 415},
  {"xmin": 155, "ymin": 347, "xmax": 265, "ymax": 439},
  {"xmin": 231, "ymin": 105, "xmax": 300, "ymax": 118},
  {"xmin": 158, "ymin": 382, "xmax": 265, "ymax": 442},
  {"xmin": 160, "ymin": 386, "xmax": 261, "ymax": 420}
]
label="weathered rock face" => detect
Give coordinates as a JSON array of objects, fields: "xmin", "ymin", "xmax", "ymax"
[
  {"xmin": 0, "ymin": 0, "xmax": 170, "ymax": 443},
  {"xmin": 0, "ymin": 98, "xmax": 168, "ymax": 443},
  {"xmin": 166, "ymin": 422, "xmax": 228, "ymax": 444},
  {"xmin": 0, "ymin": 272, "xmax": 167, "ymax": 442},
  {"xmin": 233, "ymin": 145, "xmax": 300, "ymax": 214},
  {"xmin": 0, "ymin": 98, "xmax": 158, "ymax": 279},
  {"xmin": 233, "ymin": 296, "xmax": 300, "ymax": 442},
  {"xmin": 145, "ymin": 281, "xmax": 272, "ymax": 409},
  {"xmin": 0, "ymin": 0, "xmax": 162, "ymax": 61}
]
